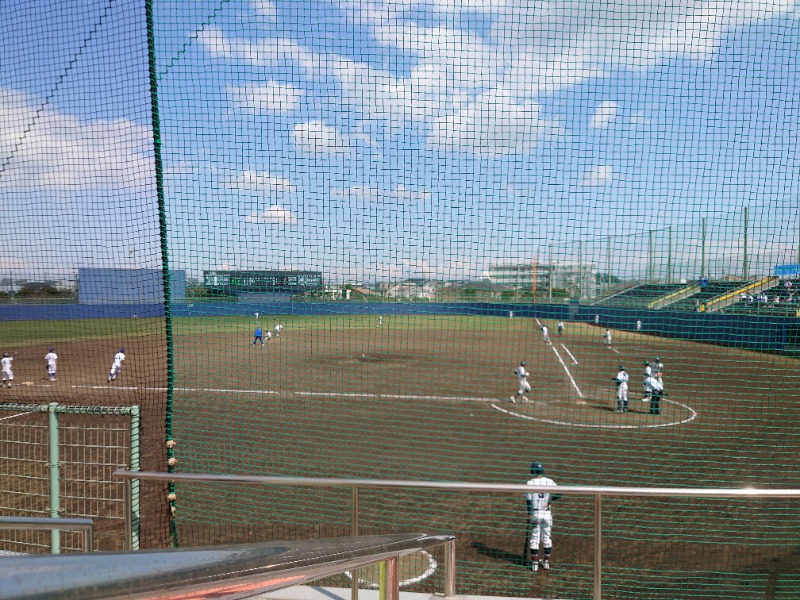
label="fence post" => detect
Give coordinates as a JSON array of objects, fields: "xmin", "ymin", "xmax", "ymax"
[
  {"xmin": 130, "ymin": 405, "xmax": 140, "ymax": 550},
  {"xmin": 351, "ymin": 486, "xmax": 359, "ymax": 600},
  {"xmin": 47, "ymin": 402, "xmax": 60, "ymax": 554},
  {"xmin": 594, "ymin": 494, "xmax": 602, "ymax": 600},
  {"xmin": 443, "ymin": 539, "xmax": 457, "ymax": 599}
]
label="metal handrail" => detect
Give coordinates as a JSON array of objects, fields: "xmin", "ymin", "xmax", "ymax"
[
  {"xmin": 0, "ymin": 533, "xmax": 454, "ymax": 600},
  {"xmin": 114, "ymin": 470, "xmax": 800, "ymax": 600},
  {"xmin": 0, "ymin": 516, "xmax": 93, "ymax": 553}
]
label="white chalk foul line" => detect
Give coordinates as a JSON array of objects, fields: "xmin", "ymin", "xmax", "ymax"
[
  {"xmin": 491, "ymin": 398, "xmax": 698, "ymax": 430},
  {"xmin": 560, "ymin": 344, "xmax": 578, "ymax": 365},
  {"xmin": 610, "ymin": 347, "xmax": 621, "ymax": 354},
  {"xmin": 71, "ymin": 385, "xmax": 500, "ymax": 403},
  {"xmin": 550, "ymin": 345, "xmax": 584, "ymax": 398}
]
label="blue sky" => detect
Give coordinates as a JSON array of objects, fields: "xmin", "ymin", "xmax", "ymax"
[{"xmin": 1, "ymin": 0, "xmax": 799, "ymax": 283}]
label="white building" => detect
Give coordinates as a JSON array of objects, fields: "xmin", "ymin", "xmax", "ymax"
[{"xmin": 488, "ymin": 262, "xmax": 597, "ymax": 300}]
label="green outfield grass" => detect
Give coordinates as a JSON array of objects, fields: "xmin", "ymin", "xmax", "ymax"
[{"xmin": 0, "ymin": 318, "xmax": 164, "ymax": 346}]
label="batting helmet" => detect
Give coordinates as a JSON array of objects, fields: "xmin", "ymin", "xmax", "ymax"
[
  {"xmin": 2, "ymin": 353, "xmax": 7, "ymax": 357},
  {"xmin": 643, "ymin": 361, "xmax": 649, "ymax": 366},
  {"xmin": 655, "ymin": 357, "xmax": 661, "ymax": 362},
  {"xmin": 49, "ymin": 347, "xmax": 55, "ymax": 352},
  {"xmin": 619, "ymin": 365, "xmax": 625, "ymax": 370},
  {"xmin": 119, "ymin": 348, "xmax": 125, "ymax": 353},
  {"xmin": 530, "ymin": 462, "xmax": 545, "ymax": 475},
  {"xmin": 520, "ymin": 361, "xmax": 526, "ymax": 366}
]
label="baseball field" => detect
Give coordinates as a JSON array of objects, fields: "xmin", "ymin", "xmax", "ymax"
[{"xmin": 1, "ymin": 313, "xmax": 799, "ymax": 598}]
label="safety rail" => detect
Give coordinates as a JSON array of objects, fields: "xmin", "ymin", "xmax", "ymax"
[
  {"xmin": 0, "ymin": 516, "xmax": 93, "ymax": 553},
  {"xmin": 0, "ymin": 532, "xmax": 454, "ymax": 600},
  {"xmin": 113, "ymin": 470, "xmax": 800, "ymax": 600},
  {"xmin": 646, "ymin": 283, "xmax": 700, "ymax": 309}
]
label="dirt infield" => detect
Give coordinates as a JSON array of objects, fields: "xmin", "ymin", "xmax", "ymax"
[{"xmin": 2, "ymin": 315, "xmax": 799, "ymax": 596}]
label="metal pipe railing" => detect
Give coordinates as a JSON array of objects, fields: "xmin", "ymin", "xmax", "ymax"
[
  {"xmin": 0, "ymin": 516, "xmax": 93, "ymax": 553},
  {"xmin": 114, "ymin": 470, "xmax": 800, "ymax": 600}
]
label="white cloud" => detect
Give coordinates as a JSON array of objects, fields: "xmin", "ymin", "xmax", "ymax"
[
  {"xmin": 581, "ymin": 165, "xmax": 614, "ymax": 186},
  {"xmin": 228, "ymin": 82, "xmax": 302, "ymax": 112},
  {"xmin": 331, "ymin": 184, "xmax": 431, "ymax": 203},
  {"xmin": 0, "ymin": 88, "xmax": 152, "ymax": 192},
  {"xmin": 245, "ymin": 205, "xmax": 298, "ymax": 224},
  {"xmin": 220, "ymin": 170, "xmax": 295, "ymax": 194},
  {"xmin": 292, "ymin": 121, "xmax": 350, "ymax": 156},
  {"xmin": 252, "ymin": 0, "xmax": 277, "ymax": 19},
  {"xmin": 427, "ymin": 90, "xmax": 559, "ymax": 155},
  {"xmin": 197, "ymin": 27, "xmax": 313, "ymax": 68},
  {"xmin": 590, "ymin": 101, "xmax": 619, "ymax": 129}
]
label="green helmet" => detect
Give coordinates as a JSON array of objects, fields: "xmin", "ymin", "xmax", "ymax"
[{"xmin": 530, "ymin": 462, "xmax": 545, "ymax": 475}]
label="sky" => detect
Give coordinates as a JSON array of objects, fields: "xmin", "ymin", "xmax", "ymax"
[{"xmin": 1, "ymin": 0, "xmax": 799, "ymax": 283}]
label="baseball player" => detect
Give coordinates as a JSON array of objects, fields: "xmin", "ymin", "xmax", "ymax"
[
  {"xmin": 265, "ymin": 330, "xmax": 273, "ymax": 342},
  {"xmin": 107, "ymin": 348, "xmax": 125, "ymax": 383},
  {"xmin": 604, "ymin": 328, "xmax": 612, "ymax": 349},
  {"xmin": 511, "ymin": 361, "xmax": 531, "ymax": 403},
  {"xmin": 646, "ymin": 372, "xmax": 666, "ymax": 415},
  {"xmin": 614, "ymin": 365, "xmax": 629, "ymax": 412},
  {"xmin": 652, "ymin": 357, "xmax": 664, "ymax": 383},
  {"xmin": 274, "ymin": 323, "xmax": 283, "ymax": 338},
  {"xmin": 541, "ymin": 325, "xmax": 551, "ymax": 345},
  {"xmin": 642, "ymin": 361, "xmax": 652, "ymax": 402},
  {"xmin": 557, "ymin": 321, "xmax": 564, "ymax": 335},
  {"xmin": 526, "ymin": 462, "xmax": 560, "ymax": 572},
  {"xmin": 636, "ymin": 319, "xmax": 642, "ymax": 331},
  {"xmin": 509, "ymin": 310, "xmax": 514, "ymax": 319},
  {"xmin": 253, "ymin": 327, "xmax": 264, "ymax": 347},
  {"xmin": 255, "ymin": 311, "xmax": 260, "ymax": 320},
  {"xmin": 2, "ymin": 352, "xmax": 17, "ymax": 388},
  {"xmin": 377, "ymin": 315, "xmax": 383, "ymax": 327},
  {"xmin": 44, "ymin": 347, "xmax": 58, "ymax": 382}
]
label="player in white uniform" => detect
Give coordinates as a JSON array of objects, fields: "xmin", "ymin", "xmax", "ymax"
[
  {"xmin": 646, "ymin": 373, "xmax": 665, "ymax": 415},
  {"xmin": 614, "ymin": 365, "xmax": 629, "ymax": 412},
  {"xmin": 377, "ymin": 316, "xmax": 383, "ymax": 327},
  {"xmin": 541, "ymin": 326, "xmax": 551, "ymax": 345},
  {"xmin": 557, "ymin": 321, "xmax": 564, "ymax": 335},
  {"xmin": 511, "ymin": 361, "xmax": 531, "ymax": 403},
  {"xmin": 2, "ymin": 352, "xmax": 17, "ymax": 388},
  {"xmin": 652, "ymin": 357, "xmax": 664, "ymax": 383},
  {"xmin": 604, "ymin": 328, "xmax": 612, "ymax": 349},
  {"xmin": 274, "ymin": 323, "xmax": 283, "ymax": 338},
  {"xmin": 108, "ymin": 348, "xmax": 126, "ymax": 383},
  {"xmin": 636, "ymin": 319, "xmax": 642, "ymax": 331},
  {"xmin": 642, "ymin": 361, "xmax": 652, "ymax": 402},
  {"xmin": 265, "ymin": 330, "xmax": 273, "ymax": 342},
  {"xmin": 44, "ymin": 347, "xmax": 58, "ymax": 382},
  {"xmin": 255, "ymin": 312, "xmax": 260, "ymax": 320},
  {"xmin": 526, "ymin": 462, "xmax": 560, "ymax": 572}
]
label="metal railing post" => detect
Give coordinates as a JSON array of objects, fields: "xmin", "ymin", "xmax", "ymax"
[
  {"xmin": 386, "ymin": 556, "xmax": 399, "ymax": 600},
  {"xmin": 123, "ymin": 478, "xmax": 132, "ymax": 551},
  {"xmin": 378, "ymin": 561, "xmax": 387, "ymax": 600},
  {"xmin": 351, "ymin": 486, "xmax": 359, "ymax": 600},
  {"xmin": 443, "ymin": 538, "xmax": 457, "ymax": 598},
  {"xmin": 83, "ymin": 523, "xmax": 93, "ymax": 552},
  {"xmin": 47, "ymin": 402, "xmax": 60, "ymax": 554},
  {"xmin": 594, "ymin": 494, "xmax": 602, "ymax": 600}
]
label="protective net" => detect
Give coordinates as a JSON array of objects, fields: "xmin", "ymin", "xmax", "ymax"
[{"xmin": 2, "ymin": 0, "xmax": 800, "ymax": 597}]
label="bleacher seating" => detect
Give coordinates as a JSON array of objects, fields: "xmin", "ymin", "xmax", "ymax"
[
  {"xmin": 596, "ymin": 283, "xmax": 687, "ymax": 308},
  {"xmin": 667, "ymin": 281, "xmax": 748, "ymax": 311},
  {"xmin": 720, "ymin": 279, "xmax": 800, "ymax": 316}
]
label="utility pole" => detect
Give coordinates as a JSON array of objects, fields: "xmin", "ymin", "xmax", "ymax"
[
  {"xmin": 701, "ymin": 218, "xmax": 707, "ymax": 279},
  {"xmin": 743, "ymin": 207, "xmax": 749, "ymax": 280}
]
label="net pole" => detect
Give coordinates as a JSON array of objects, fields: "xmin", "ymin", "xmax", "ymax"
[
  {"xmin": 145, "ymin": 0, "xmax": 178, "ymax": 547},
  {"xmin": 130, "ymin": 405, "xmax": 141, "ymax": 550},
  {"xmin": 47, "ymin": 402, "xmax": 60, "ymax": 554},
  {"xmin": 702, "ymin": 218, "xmax": 707, "ymax": 278}
]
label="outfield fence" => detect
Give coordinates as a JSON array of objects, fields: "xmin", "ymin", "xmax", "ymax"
[{"xmin": 0, "ymin": 403, "xmax": 140, "ymax": 553}]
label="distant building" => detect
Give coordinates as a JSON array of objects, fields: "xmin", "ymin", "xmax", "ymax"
[
  {"xmin": 385, "ymin": 280, "xmax": 439, "ymax": 299},
  {"xmin": 79, "ymin": 268, "xmax": 186, "ymax": 304},
  {"xmin": 488, "ymin": 262, "xmax": 597, "ymax": 300},
  {"xmin": 203, "ymin": 270, "xmax": 323, "ymax": 300}
]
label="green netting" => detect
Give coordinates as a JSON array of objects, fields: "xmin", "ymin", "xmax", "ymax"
[{"xmin": 2, "ymin": 0, "xmax": 800, "ymax": 597}]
